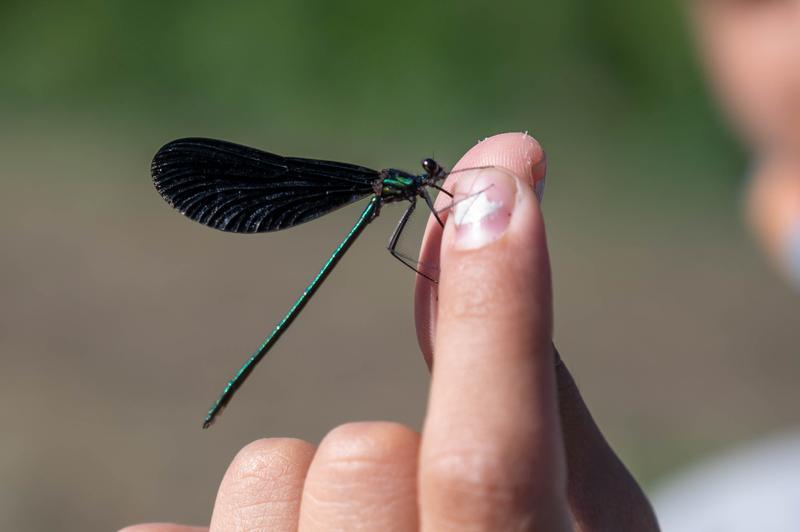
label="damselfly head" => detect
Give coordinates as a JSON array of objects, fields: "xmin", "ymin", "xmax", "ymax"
[{"xmin": 421, "ymin": 158, "xmax": 446, "ymax": 182}]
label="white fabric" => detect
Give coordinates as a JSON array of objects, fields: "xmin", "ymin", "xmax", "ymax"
[{"xmin": 652, "ymin": 432, "xmax": 800, "ymax": 531}]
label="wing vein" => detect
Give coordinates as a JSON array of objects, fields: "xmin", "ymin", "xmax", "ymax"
[{"xmin": 151, "ymin": 138, "xmax": 377, "ymax": 233}]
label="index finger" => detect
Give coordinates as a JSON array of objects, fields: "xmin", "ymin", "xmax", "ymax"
[
  {"xmin": 418, "ymin": 134, "xmax": 570, "ymax": 530},
  {"xmin": 414, "ymin": 133, "xmax": 547, "ymax": 366}
]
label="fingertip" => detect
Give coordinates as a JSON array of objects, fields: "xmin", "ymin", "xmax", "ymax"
[
  {"xmin": 455, "ymin": 132, "xmax": 546, "ymax": 188},
  {"xmin": 225, "ymin": 437, "xmax": 316, "ymax": 481},
  {"xmin": 414, "ymin": 131, "xmax": 547, "ymax": 363},
  {"xmin": 313, "ymin": 421, "xmax": 420, "ymax": 466}
]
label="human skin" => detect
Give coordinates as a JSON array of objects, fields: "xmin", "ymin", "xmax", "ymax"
[
  {"xmin": 689, "ymin": 0, "xmax": 800, "ymax": 278},
  {"xmin": 689, "ymin": 0, "xmax": 800, "ymax": 155},
  {"xmin": 121, "ymin": 133, "xmax": 659, "ymax": 531}
]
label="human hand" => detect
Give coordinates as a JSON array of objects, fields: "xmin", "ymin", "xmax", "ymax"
[{"xmin": 122, "ymin": 133, "xmax": 658, "ymax": 531}]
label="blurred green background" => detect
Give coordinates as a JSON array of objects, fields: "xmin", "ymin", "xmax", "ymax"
[{"xmin": 2, "ymin": 1, "xmax": 798, "ymax": 530}]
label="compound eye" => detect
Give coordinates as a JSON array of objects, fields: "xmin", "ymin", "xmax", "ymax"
[{"xmin": 421, "ymin": 158, "xmax": 438, "ymax": 174}]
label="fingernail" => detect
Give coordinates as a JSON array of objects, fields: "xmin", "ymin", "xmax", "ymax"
[{"xmin": 451, "ymin": 168, "xmax": 518, "ymax": 250}]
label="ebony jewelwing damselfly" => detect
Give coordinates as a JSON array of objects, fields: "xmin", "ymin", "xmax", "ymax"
[{"xmin": 151, "ymin": 137, "xmax": 454, "ymax": 428}]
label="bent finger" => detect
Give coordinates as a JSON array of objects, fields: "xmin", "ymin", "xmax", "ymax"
[
  {"xmin": 298, "ymin": 422, "xmax": 420, "ymax": 531},
  {"xmin": 209, "ymin": 438, "xmax": 315, "ymax": 532},
  {"xmin": 555, "ymin": 350, "xmax": 659, "ymax": 530},
  {"xmin": 300, "ymin": 422, "xmax": 419, "ymax": 532}
]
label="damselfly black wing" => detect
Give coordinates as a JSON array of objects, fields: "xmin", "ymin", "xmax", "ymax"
[{"xmin": 151, "ymin": 138, "xmax": 378, "ymax": 233}]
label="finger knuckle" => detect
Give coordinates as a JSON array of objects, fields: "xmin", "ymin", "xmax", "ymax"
[
  {"xmin": 422, "ymin": 447, "xmax": 554, "ymax": 522},
  {"xmin": 424, "ymin": 446, "xmax": 509, "ymax": 497},
  {"xmin": 317, "ymin": 422, "xmax": 419, "ymax": 471},
  {"xmin": 228, "ymin": 437, "xmax": 314, "ymax": 484},
  {"xmin": 300, "ymin": 423, "xmax": 419, "ymax": 527},
  {"xmin": 212, "ymin": 438, "xmax": 314, "ymax": 531}
]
